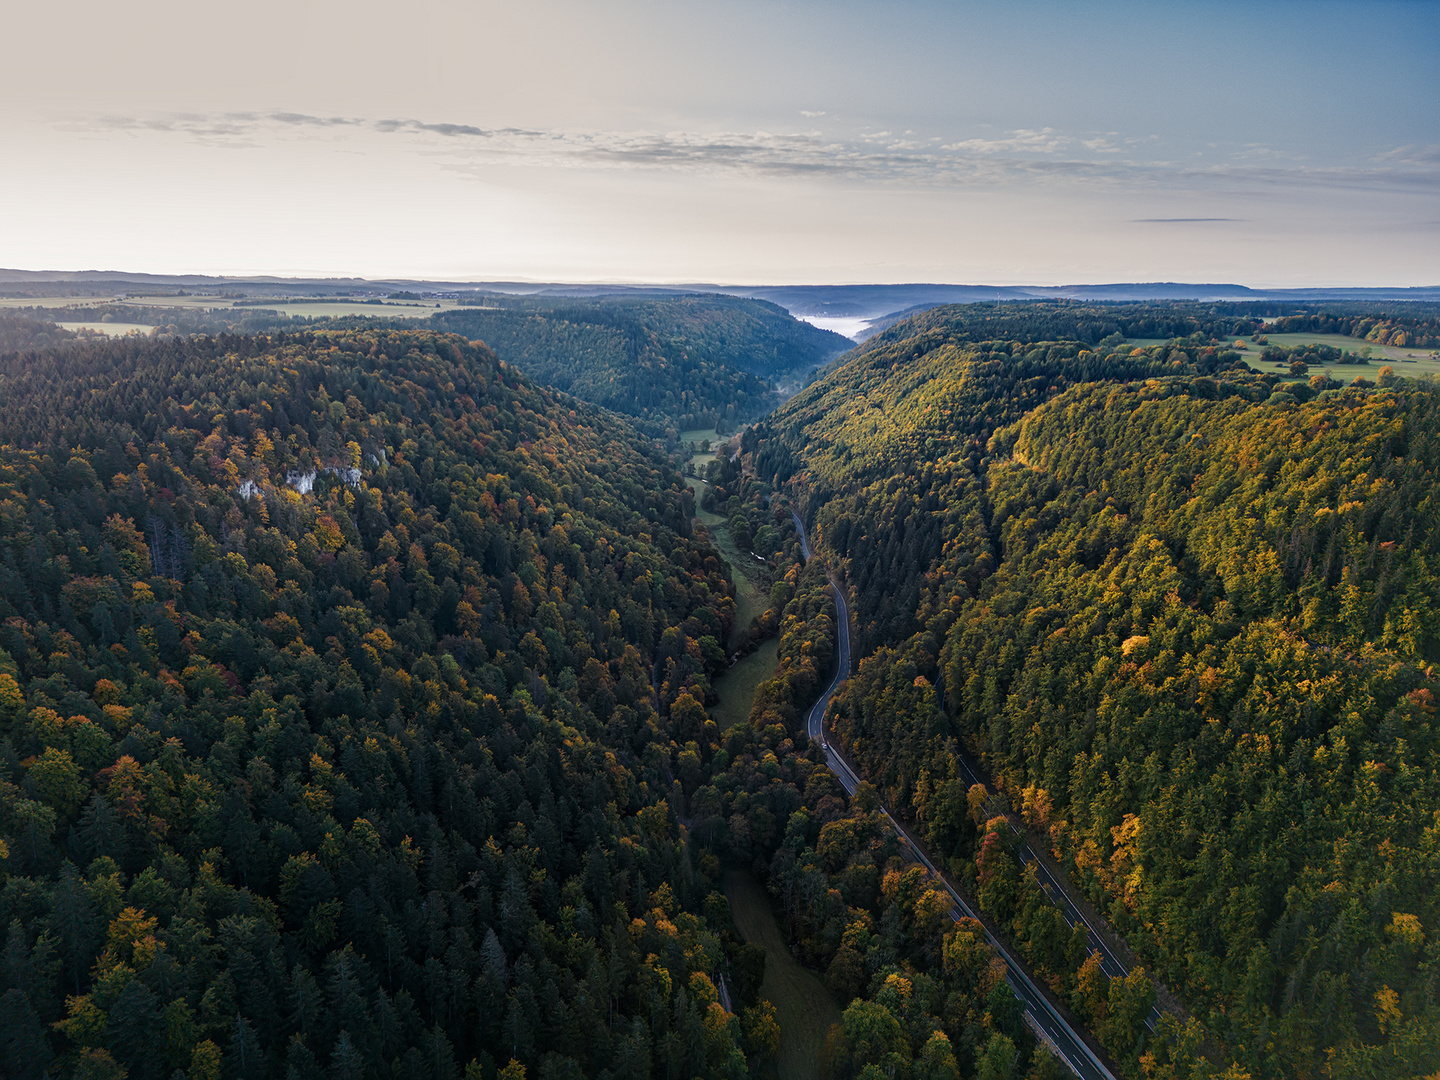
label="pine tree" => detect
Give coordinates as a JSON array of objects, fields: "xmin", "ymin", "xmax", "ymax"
[{"xmin": 0, "ymin": 988, "xmax": 52, "ymax": 1080}]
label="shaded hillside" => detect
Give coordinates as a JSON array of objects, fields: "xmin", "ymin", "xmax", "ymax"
[
  {"xmin": 747, "ymin": 308, "xmax": 1440, "ymax": 1078},
  {"xmin": 0, "ymin": 323, "xmax": 1059, "ymax": 1080},
  {"xmin": 0, "ymin": 327, "xmax": 765, "ymax": 1080},
  {"xmin": 425, "ymin": 295, "xmax": 850, "ymax": 435},
  {"xmin": 0, "ymin": 312, "xmax": 78, "ymax": 353}
]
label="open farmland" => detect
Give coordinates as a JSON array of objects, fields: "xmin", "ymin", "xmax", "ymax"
[
  {"xmin": 1236, "ymin": 331, "xmax": 1440, "ymax": 382},
  {"xmin": 53, "ymin": 321, "xmax": 156, "ymax": 336}
]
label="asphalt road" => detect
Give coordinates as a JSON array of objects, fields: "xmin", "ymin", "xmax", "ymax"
[
  {"xmin": 946, "ymin": 753, "xmax": 1160, "ymax": 1029},
  {"xmin": 792, "ymin": 511, "xmax": 1119, "ymax": 1080}
]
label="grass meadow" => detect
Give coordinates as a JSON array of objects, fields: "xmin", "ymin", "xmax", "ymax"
[
  {"xmin": 725, "ymin": 871, "xmax": 841, "ymax": 1080},
  {"xmin": 711, "ymin": 639, "xmax": 780, "ymax": 729}
]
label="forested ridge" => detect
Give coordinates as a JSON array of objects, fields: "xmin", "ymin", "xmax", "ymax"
[
  {"xmin": 422, "ymin": 296, "xmax": 849, "ymax": 436},
  {"xmin": 849, "ymin": 303, "xmax": 1256, "ymax": 357},
  {"xmin": 0, "ymin": 326, "xmax": 771, "ymax": 1080},
  {"xmin": 747, "ymin": 304, "xmax": 1440, "ymax": 1078},
  {"xmin": 851, "ymin": 300, "xmax": 1440, "ymax": 359},
  {"xmin": 0, "ymin": 323, "xmax": 1061, "ymax": 1080},
  {"xmin": 2, "ymin": 307, "xmax": 320, "ymax": 344}
]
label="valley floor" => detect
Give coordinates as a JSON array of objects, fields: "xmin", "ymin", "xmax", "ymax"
[{"xmin": 725, "ymin": 870, "xmax": 842, "ymax": 1080}]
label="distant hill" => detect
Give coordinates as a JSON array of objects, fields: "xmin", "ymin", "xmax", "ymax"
[
  {"xmin": 1, "ymin": 288, "xmax": 852, "ymax": 437},
  {"xmin": 5, "ymin": 267, "xmax": 1437, "ymax": 325},
  {"xmin": 727, "ymin": 284, "xmax": 1440, "ymax": 340},
  {"xmin": 418, "ymin": 294, "xmax": 850, "ymax": 435},
  {"xmin": 848, "ymin": 298, "xmax": 1440, "ymax": 352}
]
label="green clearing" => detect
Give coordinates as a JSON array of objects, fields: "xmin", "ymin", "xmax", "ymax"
[
  {"xmin": 680, "ymin": 426, "xmax": 723, "ymax": 448},
  {"xmin": 684, "ymin": 473, "xmax": 723, "ymax": 527},
  {"xmin": 1237, "ymin": 332, "xmax": 1440, "ymax": 383},
  {"xmin": 685, "ymin": 472, "xmax": 767, "ymax": 644},
  {"xmin": 711, "ymin": 638, "xmax": 779, "ymax": 729},
  {"xmin": 716, "ymin": 532, "xmax": 767, "ymax": 632},
  {"xmin": 725, "ymin": 871, "xmax": 841, "ymax": 1080},
  {"xmin": 682, "ymin": 438, "xmax": 779, "ymax": 715},
  {"xmin": 690, "ymin": 478, "xmax": 767, "ymax": 629}
]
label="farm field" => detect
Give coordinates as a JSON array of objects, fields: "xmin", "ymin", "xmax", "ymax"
[
  {"xmin": 54, "ymin": 321, "xmax": 155, "ymax": 336},
  {"xmin": 1, "ymin": 295, "xmax": 466, "ymax": 319},
  {"xmin": 725, "ymin": 871, "xmax": 841, "ymax": 1080},
  {"xmin": 252, "ymin": 301, "xmax": 443, "ymax": 319},
  {"xmin": 1237, "ymin": 331, "xmax": 1440, "ymax": 382},
  {"xmin": 0, "ymin": 296, "xmax": 124, "ymax": 309},
  {"xmin": 1264, "ymin": 331, "xmax": 1435, "ymax": 361}
]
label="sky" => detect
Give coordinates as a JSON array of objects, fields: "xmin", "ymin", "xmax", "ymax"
[{"xmin": 3, "ymin": 0, "xmax": 1438, "ymax": 286}]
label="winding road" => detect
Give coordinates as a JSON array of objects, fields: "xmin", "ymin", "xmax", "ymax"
[{"xmin": 792, "ymin": 511, "xmax": 1120, "ymax": 1080}]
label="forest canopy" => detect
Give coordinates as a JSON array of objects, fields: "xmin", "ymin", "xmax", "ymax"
[
  {"xmin": 851, "ymin": 299, "xmax": 1440, "ymax": 358},
  {"xmin": 0, "ymin": 327, "xmax": 770, "ymax": 1080},
  {"xmin": 421, "ymin": 295, "xmax": 850, "ymax": 437},
  {"xmin": 748, "ymin": 303, "xmax": 1440, "ymax": 1078},
  {"xmin": 6, "ymin": 295, "xmax": 1440, "ymax": 1080}
]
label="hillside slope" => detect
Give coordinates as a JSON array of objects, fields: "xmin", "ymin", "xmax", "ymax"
[
  {"xmin": 0, "ymin": 327, "xmax": 765, "ymax": 1079},
  {"xmin": 749, "ymin": 309, "xmax": 1440, "ymax": 1077},
  {"xmin": 425, "ymin": 295, "xmax": 850, "ymax": 435}
]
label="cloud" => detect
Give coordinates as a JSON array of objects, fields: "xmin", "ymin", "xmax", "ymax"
[
  {"xmin": 1134, "ymin": 217, "xmax": 1241, "ymax": 223},
  {"xmin": 373, "ymin": 119, "xmax": 548, "ymax": 140},
  {"xmin": 270, "ymin": 113, "xmax": 361, "ymax": 127},
  {"xmin": 74, "ymin": 111, "xmax": 1440, "ymax": 197},
  {"xmin": 90, "ymin": 111, "xmax": 363, "ymax": 148},
  {"xmin": 1377, "ymin": 143, "xmax": 1440, "ymax": 165},
  {"xmin": 941, "ymin": 128, "xmax": 1068, "ymax": 155}
]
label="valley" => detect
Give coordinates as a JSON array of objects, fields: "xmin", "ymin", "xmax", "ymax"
[
  {"xmin": 7, "ymin": 0, "xmax": 1435, "ymax": 1073},
  {"xmin": 724, "ymin": 869, "xmax": 841, "ymax": 1080},
  {"xmin": 1, "ymin": 295, "xmax": 1437, "ymax": 1080}
]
